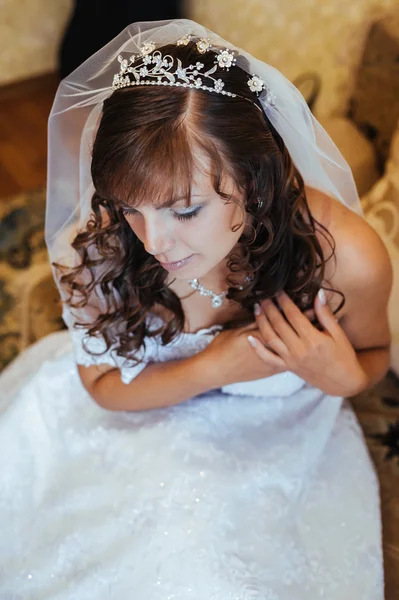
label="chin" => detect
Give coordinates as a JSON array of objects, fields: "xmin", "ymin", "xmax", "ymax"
[
  {"xmin": 174, "ymin": 269, "xmax": 199, "ymax": 280},
  {"xmin": 181, "ymin": 264, "xmax": 211, "ymax": 279},
  {"xmin": 171, "ymin": 257, "xmax": 221, "ymax": 281},
  {"xmin": 173, "ymin": 270, "xmax": 199, "ymax": 282}
]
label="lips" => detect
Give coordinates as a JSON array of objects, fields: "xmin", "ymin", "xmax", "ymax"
[
  {"xmin": 159, "ymin": 256, "xmax": 191, "ymax": 266},
  {"xmin": 157, "ymin": 254, "xmax": 195, "ymax": 271}
]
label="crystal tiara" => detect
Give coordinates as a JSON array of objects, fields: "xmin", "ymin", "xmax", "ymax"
[{"xmin": 112, "ymin": 35, "xmax": 276, "ymax": 107}]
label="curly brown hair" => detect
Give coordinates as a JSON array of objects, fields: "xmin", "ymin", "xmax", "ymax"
[{"xmin": 54, "ymin": 40, "xmax": 342, "ymax": 366}]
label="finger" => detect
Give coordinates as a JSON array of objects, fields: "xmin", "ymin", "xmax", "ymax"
[
  {"xmin": 303, "ymin": 308, "xmax": 315, "ymax": 321},
  {"xmin": 247, "ymin": 335, "xmax": 286, "ymax": 368},
  {"xmin": 276, "ymin": 291, "xmax": 315, "ymax": 338},
  {"xmin": 314, "ymin": 289, "xmax": 342, "ymax": 339},
  {"xmin": 240, "ymin": 321, "xmax": 259, "ymax": 332},
  {"xmin": 260, "ymin": 298, "xmax": 300, "ymax": 348},
  {"xmin": 254, "ymin": 303, "xmax": 288, "ymax": 356}
]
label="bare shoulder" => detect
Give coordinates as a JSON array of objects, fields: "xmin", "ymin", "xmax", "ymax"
[{"xmin": 304, "ymin": 186, "xmax": 393, "ymax": 318}]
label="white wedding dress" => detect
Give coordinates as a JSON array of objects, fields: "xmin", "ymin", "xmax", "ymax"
[{"xmin": 0, "ymin": 311, "xmax": 383, "ymax": 599}]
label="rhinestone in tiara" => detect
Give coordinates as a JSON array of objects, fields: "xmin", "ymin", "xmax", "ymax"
[{"xmin": 112, "ymin": 36, "xmax": 276, "ymax": 106}]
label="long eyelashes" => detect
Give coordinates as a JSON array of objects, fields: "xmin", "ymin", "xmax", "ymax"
[
  {"xmin": 122, "ymin": 207, "xmax": 202, "ymax": 222},
  {"xmin": 174, "ymin": 208, "xmax": 202, "ymax": 221}
]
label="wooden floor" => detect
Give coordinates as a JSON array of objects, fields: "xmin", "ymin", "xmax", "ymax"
[{"xmin": 0, "ymin": 74, "xmax": 59, "ymax": 202}]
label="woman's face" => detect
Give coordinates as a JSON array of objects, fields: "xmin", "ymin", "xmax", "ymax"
[{"xmin": 122, "ymin": 162, "xmax": 252, "ymax": 284}]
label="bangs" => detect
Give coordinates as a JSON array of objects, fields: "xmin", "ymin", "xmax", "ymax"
[{"xmin": 94, "ymin": 119, "xmax": 228, "ymax": 211}]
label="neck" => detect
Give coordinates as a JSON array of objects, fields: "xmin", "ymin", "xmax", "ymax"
[
  {"xmin": 195, "ymin": 261, "xmax": 233, "ymax": 292},
  {"xmin": 191, "ymin": 246, "xmax": 249, "ymax": 293}
]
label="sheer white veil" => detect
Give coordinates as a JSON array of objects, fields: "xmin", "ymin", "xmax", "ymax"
[{"xmin": 45, "ymin": 18, "xmax": 362, "ymax": 325}]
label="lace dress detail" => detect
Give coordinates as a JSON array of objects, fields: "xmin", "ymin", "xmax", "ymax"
[
  {"xmin": 0, "ymin": 312, "xmax": 383, "ymax": 599},
  {"xmin": 67, "ymin": 311, "xmax": 307, "ymax": 396}
]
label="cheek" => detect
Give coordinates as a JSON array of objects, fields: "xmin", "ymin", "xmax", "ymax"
[
  {"xmin": 125, "ymin": 220, "xmax": 143, "ymax": 242},
  {"xmin": 205, "ymin": 202, "xmax": 242, "ymax": 234},
  {"xmin": 194, "ymin": 204, "xmax": 244, "ymax": 252},
  {"xmin": 211, "ymin": 202, "xmax": 245, "ymax": 241}
]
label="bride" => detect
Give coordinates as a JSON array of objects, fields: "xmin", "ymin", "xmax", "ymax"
[{"xmin": 0, "ymin": 19, "xmax": 392, "ymax": 599}]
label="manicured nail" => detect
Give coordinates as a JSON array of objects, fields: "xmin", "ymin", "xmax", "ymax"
[
  {"xmin": 318, "ymin": 289, "xmax": 326, "ymax": 305},
  {"xmin": 248, "ymin": 335, "xmax": 258, "ymax": 348},
  {"xmin": 254, "ymin": 303, "xmax": 262, "ymax": 316}
]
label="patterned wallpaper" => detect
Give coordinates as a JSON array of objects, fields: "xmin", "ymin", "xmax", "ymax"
[
  {"xmin": 0, "ymin": 0, "xmax": 72, "ymax": 86},
  {"xmin": 0, "ymin": 0, "xmax": 398, "ymax": 117}
]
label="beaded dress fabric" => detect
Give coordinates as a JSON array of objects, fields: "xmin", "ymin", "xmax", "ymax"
[{"xmin": 0, "ymin": 311, "xmax": 383, "ymax": 599}]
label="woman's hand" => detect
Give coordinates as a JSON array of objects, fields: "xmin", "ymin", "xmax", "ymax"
[
  {"xmin": 199, "ymin": 322, "xmax": 286, "ymax": 388},
  {"xmin": 248, "ymin": 290, "xmax": 367, "ymax": 397}
]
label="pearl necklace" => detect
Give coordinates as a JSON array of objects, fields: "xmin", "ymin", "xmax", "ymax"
[{"xmin": 188, "ymin": 275, "xmax": 252, "ymax": 308}]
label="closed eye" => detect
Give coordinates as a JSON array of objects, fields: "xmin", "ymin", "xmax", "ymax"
[
  {"xmin": 121, "ymin": 207, "xmax": 137, "ymax": 216},
  {"xmin": 174, "ymin": 207, "xmax": 202, "ymax": 221},
  {"xmin": 121, "ymin": 206, "xmax": 203, "ymax": 222}
]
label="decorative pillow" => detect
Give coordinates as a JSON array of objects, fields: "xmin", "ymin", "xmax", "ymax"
[{"xmin": 362, "ymin": 119, "xmax": 399, "ymax": 376}]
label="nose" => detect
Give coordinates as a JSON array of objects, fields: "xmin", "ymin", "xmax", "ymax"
[{"xmin": 142, "ymin": 216, "xmax": 175, "ymax": 257}]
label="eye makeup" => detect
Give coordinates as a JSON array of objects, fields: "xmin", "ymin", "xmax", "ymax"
[{"xmin": 121, "ymin": 205, "xmax": 203, "ymax": 222}]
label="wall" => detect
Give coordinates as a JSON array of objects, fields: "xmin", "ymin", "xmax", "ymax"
[{"xmin": 0, "ymin": 0, "xmax": 72, "ymax": 86}]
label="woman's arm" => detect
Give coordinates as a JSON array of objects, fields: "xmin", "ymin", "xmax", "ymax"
[
  {"xmin": 353, "ymin": 347, "xmax": 390, "ymax": 391},
  {"xmin": 317, "ymin": 194, "xmax": 393, "ymax": 392},
  {"xmin": 77, "ymin": 353, "xmax": 218, "ymax": 412},
  {"xmin": 248, "ymin": 192, "xmax": 393, "ymax": 397}
]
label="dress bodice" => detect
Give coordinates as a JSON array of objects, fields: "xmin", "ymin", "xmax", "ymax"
[{"xmin": 66, "ymin": 310, "xmax": 306, "ymax": 398}]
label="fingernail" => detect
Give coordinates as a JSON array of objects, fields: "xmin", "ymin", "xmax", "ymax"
[
  {"xmin": 254, "ymin": 303, "xmax": 262, "ymax": 316},
  {"xmin": 318, "ymin": 289, "xmax": 326, "ymax": 305},
  {"xmin": 248, "ymin": 335, "xmax": 258, "ymax": 348}
]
